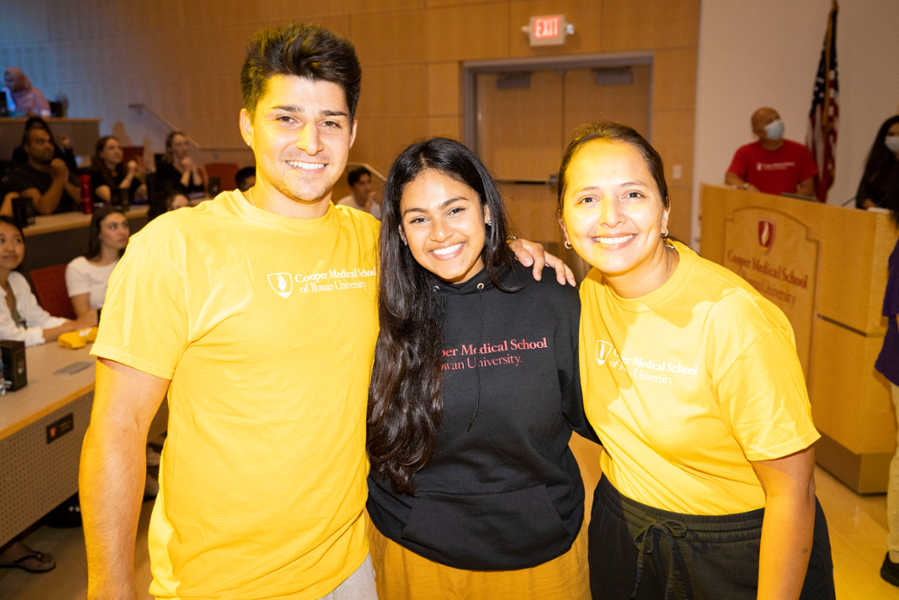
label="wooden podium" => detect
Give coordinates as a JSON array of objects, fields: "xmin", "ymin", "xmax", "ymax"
[{"xmin": 701, "ymin": 184, "xmax": 898, "ymax": 493}]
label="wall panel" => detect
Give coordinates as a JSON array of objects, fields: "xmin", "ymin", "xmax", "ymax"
[
  {"xmin": 352, "ymin": 10, "xmax": 427, "ymax": 65},
  {"xmin": 651, "ymin": 109, "xmax": 695, "ymax": 189},
  {"xmin": 652, "ymin": 48, "xmax": 697, "ymax": 111},
  {"xmin": 428, "ymin": 62, "xmax": 461, "ymax": 117},
  {"xmin": 602, "ymin": 0, "xmax": 699, "ymax": 51},
  {"xmin": 0, "ymin": 0, "xmax": 697, "ymax": 207},
  {"xmin": 356, "ymin": 64, "xmax": 429, "ymax": 118},
  {"xmin": 426, "ymin": 4, "xmax": 511, "ymax": 62}
]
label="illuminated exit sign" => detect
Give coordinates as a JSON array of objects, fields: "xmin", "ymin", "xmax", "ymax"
[{"xmin": 522, "ymin": 15, "xmax": 574, "ymax": 46}]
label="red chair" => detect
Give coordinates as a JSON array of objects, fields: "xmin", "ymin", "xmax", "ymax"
[
  {"xmin": 30, "ymin": 264, "xmax": 76, "ymax": 320},
  {"xmin": 203, "ymin": 162, "xmax": 239, "ymax": 192}
]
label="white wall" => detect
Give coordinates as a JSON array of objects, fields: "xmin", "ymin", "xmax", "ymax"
[{"xmin": 693, "ymin": 0, "xmax": 899, "ymax": 247}]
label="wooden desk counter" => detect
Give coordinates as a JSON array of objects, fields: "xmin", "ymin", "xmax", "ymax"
[
  {"xmin": 23, "ymin": 204, "xmax": 149, "ymax": 237},
  {"xmin": 0, "ymin": 343, "xmax": 167, "ymax": 546},
  {"xmin": 0, "ymin": 343, "xmax": 95, "ymax": 441}
]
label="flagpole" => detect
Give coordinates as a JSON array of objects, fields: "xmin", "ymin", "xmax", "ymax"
[{"xmin": 822, "ymin": 1, "xmax": 838, "ymax": 134}]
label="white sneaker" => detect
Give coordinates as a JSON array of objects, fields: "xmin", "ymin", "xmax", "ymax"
[{"xmin": 146, "ymin": 445, "xmax": 161, "ymax": 467}]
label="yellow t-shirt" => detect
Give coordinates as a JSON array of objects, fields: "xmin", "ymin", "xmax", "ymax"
[
  {"xmin": 92, "ymin": 191, "xmax": 380, "ymax": 599},
  {"xmin": 579, "ymin": 242, "xmax": 819, "ymax": 515}
]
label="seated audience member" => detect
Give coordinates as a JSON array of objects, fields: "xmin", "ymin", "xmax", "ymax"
[
  {"xmin": 725, "ymin": 107, "xmax": 818, "ymax": 197},
  {"xmin": 167, "ymin": 192, "xmax": 190, "ymax": 211},
  {"xmin": 6, "ymin": 128, "xmax": 81, "ymax": 214},
  {"xmin": 65, "ymin": 207, "xmax": 163, "ymax": 490},
  {"xmin": 66, "ymin": 206, "xmax": 129, "ymax": 317},
  {"xmin": 3, "ymin": 68, "xmax": 50, "ymax": 116},
  {"xmin": 89, "ymin": 136, "xmax": 146, "ymax": 204},
  {"xmin": 336, "ymin": 166, "xmax": 381, "ymax": 219},
  {"xmin": 0, "ymin": 216, "xmax": 96, "ymax": 345},
  {"xmin": 236, "ymin": 166, "xmax": 255, "ymax": 192},
  {"xmin": 155, "ymin": 131, "xmax": 204, "ymax": 196},
  {"xmin": 11, "ymin": 117, "xmax": 77, "ymax": 173},
  {"xmin": 856, "ymin": 115, "xmax": 899, "ymax": 210}
]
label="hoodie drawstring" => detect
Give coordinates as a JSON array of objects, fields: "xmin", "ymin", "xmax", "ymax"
[{"xmin": 467, "ymin": 282, "xmax": 486, "ymax": 431}]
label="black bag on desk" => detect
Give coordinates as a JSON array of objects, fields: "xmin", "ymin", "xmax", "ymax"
[{"xmin": 0, "ymin": 339, "xmax": 27, "ymax": 391}]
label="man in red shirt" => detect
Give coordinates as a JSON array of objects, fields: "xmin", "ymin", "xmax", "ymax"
[{"xmin": 725, "ymin": 107, "xmax": 817, "ymax": 197}]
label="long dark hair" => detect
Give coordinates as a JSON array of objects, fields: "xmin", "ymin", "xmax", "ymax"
[
  {"xmin": 84, "ymin": 206, "xmax": 126, "ymax": 260},
  {"xmin": 860, "ymin": 115, "xmax": 899, "ymax": 221},
  {"xmin": 368, "ymin": 137, "xmax": 516, "ymax": 494},
  {"xmin": 93, "ymin": 135, "xmax": 125, "ymax": 187}
]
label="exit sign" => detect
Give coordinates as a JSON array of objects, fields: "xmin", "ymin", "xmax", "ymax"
[
  {"xmin": 522, "ymin": 15, "xmax": 574, "ymax": 46},
  {"xmin": 534, "ymin": 16, "xmax": 560, "ymax": 39}
]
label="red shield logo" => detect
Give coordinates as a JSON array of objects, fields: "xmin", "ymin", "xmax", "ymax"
[{"xmin": 758, "ymin": 219, "xmax": 775, "ymax": 255}]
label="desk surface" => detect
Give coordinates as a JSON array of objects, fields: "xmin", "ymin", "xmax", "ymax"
[
  {"xmin": 0, "ymin": 342, "xmax": 96, "ymax": 441},
  {"xmin": 24, "ymin": 205, "xmax": 149, "ymax": 237}
]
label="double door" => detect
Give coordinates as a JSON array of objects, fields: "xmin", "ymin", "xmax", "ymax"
[{"xmin": 476, "ymin": 65, "xmax": 651, "ymax": 279}]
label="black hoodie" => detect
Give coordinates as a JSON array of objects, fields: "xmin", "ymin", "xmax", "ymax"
[{"xmin": 367, "ymin": 264, "xmax": 598, "ymax": 571}]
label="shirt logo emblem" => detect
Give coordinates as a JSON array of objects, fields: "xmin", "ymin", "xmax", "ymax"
[
  {"xmin": 596, "ymin": 340, "xmax": 615, "ymax": 366},
  {"xmin": 758, "ymin": 218, "xmax": 776, "ymax": 255},
  {"xmin": 267, "ymin": 273, "xmax": 293, "ymax": 298}
]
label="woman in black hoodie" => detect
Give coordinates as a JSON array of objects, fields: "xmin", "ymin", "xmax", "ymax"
[{"xmin": 367, "ymin": 138, "xmax": 596, "ymax": 599}]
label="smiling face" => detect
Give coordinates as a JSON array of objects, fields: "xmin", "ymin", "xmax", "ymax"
[
  {"xmin": 240, "ymin": 75, "xmax": 356, "ymax": 214},
  {"xmin": 0, "ymin": 221, "xmax": 25, "ymax": 272},
  {"xmin": 400, "ymin": 169, "xmax": 490, "ymax": 284},
  {"xmin": 98, "ymin": 212, "xmax": 130, "ymax": 252},
  {"xmin": 561, "ymin": 140, "xmax": 671, "ymax": 296}
]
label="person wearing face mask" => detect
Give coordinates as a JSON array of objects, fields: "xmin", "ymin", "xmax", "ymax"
[
  {"xmin": 725, "ymin": 107, "xmax": 818, "ymax": 197},
  {"xmin": 856, "ymin": 115, "xmax": 899, "ymax": 211}
]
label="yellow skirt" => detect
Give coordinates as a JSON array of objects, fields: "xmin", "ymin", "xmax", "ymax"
[{"xmin": 367, "ymin": 517, "xmax": 590, "ymax": 600}]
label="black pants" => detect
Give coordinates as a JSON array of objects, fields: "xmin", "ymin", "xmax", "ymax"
[{"xmin": 588, "ymin": 476, "xmax": 835, "ymax": 600}]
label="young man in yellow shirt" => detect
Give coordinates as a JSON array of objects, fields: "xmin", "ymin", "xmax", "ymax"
[{"xmin": 79, "ymin": 23, "xmax": 565, "ymax": 600}]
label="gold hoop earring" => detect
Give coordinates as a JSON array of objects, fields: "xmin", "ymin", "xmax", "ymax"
[
  {"xmin": 661, "ymin": 228, "xmax": 669, "ymax": 238},
  {"xmin": 564, "ymin": 241, "xmax": 573, "ymax": 250}
]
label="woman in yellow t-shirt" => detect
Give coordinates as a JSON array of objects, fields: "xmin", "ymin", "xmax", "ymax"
[{"xmin": 558, "ymin": 122, "xmax": 835, "ymax": 599}]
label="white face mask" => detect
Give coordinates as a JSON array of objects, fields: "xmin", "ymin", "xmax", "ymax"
[
  {"xmin": 764, "ymin": 119, "xmax": 785, "ymax": 141},
  {"xmin": 885, "ymin": 136, "xmax": 899, "ymax": 153}
]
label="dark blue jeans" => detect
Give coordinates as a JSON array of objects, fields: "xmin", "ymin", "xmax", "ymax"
[{"xmin": 588, "ymin": 476, "xmax": 835, "ymax": 600}]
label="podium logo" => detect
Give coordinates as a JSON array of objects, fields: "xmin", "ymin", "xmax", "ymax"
[
  {"xmin": 596, "ymin": 340, "xmax": 616, "ymax": 366},
  {"xmin": 757, "ymin": 219, "xmax": 776, "ymax": 255},
  {"xmin": 267, "ymin": 273, "xmax": 293, "ymax": 298}
]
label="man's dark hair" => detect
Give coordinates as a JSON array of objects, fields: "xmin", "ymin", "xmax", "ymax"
[
  {"xmin": 236, "ymin": 166, "xmax": 256, "ymax": 190},
  {"xmin": 240, "ymin": 23, "xmax": 362, "ymax": 121},
  {"xmin": 23, "ymin": 126, "xmax": 51, "ymax": 147},
  {"xmin": 347, "ymin": 166, "xmax": 370, "ymax": 187}
]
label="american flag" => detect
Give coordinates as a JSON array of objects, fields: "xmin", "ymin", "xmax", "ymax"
[{"xmin": 806, "ymin": 1, "xmax": 839, "ymax": 203}]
